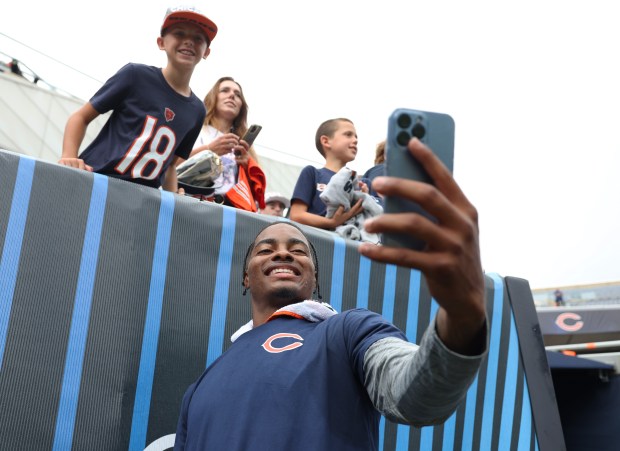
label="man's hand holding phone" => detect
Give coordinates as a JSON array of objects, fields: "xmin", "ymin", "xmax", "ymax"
[{"xmin": 358, "ymin": 137, "xmax": 486, "ymax": 357}]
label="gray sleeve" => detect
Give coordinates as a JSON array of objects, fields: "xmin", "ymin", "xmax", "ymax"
[{"xmin": 363, "ymin": 317, "xmax": 488, "ymax": 427}]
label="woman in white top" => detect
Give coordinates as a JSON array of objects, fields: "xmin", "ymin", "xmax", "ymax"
[{"xmin": 190, "ymin": 77, "xmax": 264, "ymax": 209}]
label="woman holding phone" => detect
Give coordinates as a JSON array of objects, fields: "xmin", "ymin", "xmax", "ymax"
[{"xmin": 185, "ymin": 76, "xmax": 266, "ymax": 211}]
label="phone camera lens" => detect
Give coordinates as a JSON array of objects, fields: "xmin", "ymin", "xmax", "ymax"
[
  {"xmin": 397, "ymin": 113, "xmax": 412, "ymax": 129},
  {"xmin": 396, "ymin": 131, "xmax": 410, "ymax": 146},
  {"xmin": 411, "ymin": 123, "xmax": 426, "ymax": 139}
]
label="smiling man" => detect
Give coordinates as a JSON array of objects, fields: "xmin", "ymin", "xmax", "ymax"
[{"xmin": 174, "ymin": 139, "xmax": 488, "ymax": 451}]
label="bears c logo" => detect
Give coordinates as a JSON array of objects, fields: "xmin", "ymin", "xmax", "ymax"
[
  {"xmin": 555, "ymin": 312, "xmax": 584, "ymax": 332},
  {"xmin": 262, "ymin": 333, "xmax": 304, "ymax": 353}
]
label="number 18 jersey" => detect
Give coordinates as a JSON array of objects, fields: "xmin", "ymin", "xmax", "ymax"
[{"xmin": 80, "ymin": 63, "xmax": 206, "ymax": 188}]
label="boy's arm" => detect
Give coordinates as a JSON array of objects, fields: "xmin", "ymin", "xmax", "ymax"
[
  {"xmin": 289, "ymin": 165, "xmax": 363, "ymax": 229},
  {"xmin": 59, "ymin": 103, "xmax": 99, "ymax": 171},
  {"xmin": 289, "ymin": 199, "xmax": 364, "ymax": 229},
  {"xmin": 162, "ymin": 156, "xmax": 183, "ymax": 192}
]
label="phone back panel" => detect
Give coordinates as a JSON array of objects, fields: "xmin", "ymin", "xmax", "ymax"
[
  {"xmin": 242, "ymin": 124, "xmax": 262, "ymax": 147},
  {"xmin": 384, "ymin": 108, "xmax": 455, "ymax": 249}
]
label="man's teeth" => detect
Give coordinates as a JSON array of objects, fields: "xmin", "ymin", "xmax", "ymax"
[{"xmin": 271, "ymin": 268, "xmax": 294, "ymax": 275}]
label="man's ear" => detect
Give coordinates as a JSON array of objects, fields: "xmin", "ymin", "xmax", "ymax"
[
  {"xmin": 203, "ymin": 47, "xmax": 211, "ymax": 60},
  {"xmin": 157, "ymin": 36, "xmax": 165, "ymax": 50},
  {"xmin": 243, "ymin": 272, "xmax": 249, "ymax": 289}
]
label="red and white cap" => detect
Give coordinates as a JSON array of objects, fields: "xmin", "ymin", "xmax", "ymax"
[{"xmin": 161, "ymin": 6, "xmax": 218, "ymax": 44}]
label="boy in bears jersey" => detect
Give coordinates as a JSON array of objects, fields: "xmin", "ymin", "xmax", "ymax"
[
  {"xmin": 174, "ymin": 138, "xmax": 488, "ymax": 451},
  {"xmin": 59, "ymin": 6, "xmax": 217, "ymax": 192}
]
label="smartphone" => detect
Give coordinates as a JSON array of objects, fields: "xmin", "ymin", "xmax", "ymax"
[
  {"xmin": 242, "ymin": 124, "xmax": 262, "ymax": 146},
  {"xmin": 383, "ymin": 108, "xmax": 455, "ymax": 250},
  {"xmin": 235, "ymin": 124, "xmax": 262, "ymax": 156}
]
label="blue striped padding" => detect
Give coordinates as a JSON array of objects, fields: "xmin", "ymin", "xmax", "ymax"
[
  {"xmin": 0, "ymin": 151, "xmax": 550, "ymax": 450},
  {"xmin": 382, "ymin": 264, "xmax": 397, "ymax": 322},
  {"xmin": 438, "ymin": 284, "xmax": 455, "ymax": 449},
  {"xmin": 205, "ymin": 207, "xmax": 236, "ymax": 367},
  {"xmin": 462, "ymin": 376, "xmax": 480, "ymax": 451},
  {"xmin": 405, "ymin": 269, "xmax": 422, "ymax": 340},
  {"xmin": 328, "ymin": 236, "xmax": 346, "ymax": 312},
  {"xmin": 519, "ymin": 378, "xmax": 536, "ymax": 451},
  {"xmin": 52, "ymin": 174, "xmax": 108, "ymax": 451},
  {"xmin": 479, "ymin": 273, "xmax": 505, "ymax": 450},
  {"xmin": 378, "ymin": 263, "xmax": 397, "ymax": 450},
  {"xmin": 395, "ymin": 269, "xmax": 422, "ymax": 449},
  {"xmin": 419, "ymin": 299, "xmax": 439, "ymax": 449},
  {"xmin": 0, "ymin": 156, "xmax": 35, "ymax": 368},
  {"xmin": 128, "ymin": 190, "xmax": 175, "ymax": 451},
  {"xmin": 355, "ymin": 255, "xmax": 371, "ymax": 309},
  {"xmin": 460, "ymin": 277, "xmax": 505, "ymax": 451},
  {"xmin": 442, "ymin": 410, "xmax": 457, "ymax": 450},
  {"xmin": 498, "ymin": 313, "xmax": 520, "ymax": 447}
]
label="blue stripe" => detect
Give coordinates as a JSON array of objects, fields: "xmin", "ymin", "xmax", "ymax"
[
  {"xmin": 396, "ymin": 417, "xmax": 413, "ymax": 448},
  {"xmin": 480, "ymin": 273, "xmax": 505, "ymax": 450},
  {"xmin": 420, "ymin": 297, "xmax": 440, "ymax": 449},
  {"xmin": 381, "ymin": 264, "xmax": 396, "ymax": 321},
  {"xmin": 461, "ymin": 376, "xmax": 479, "ymax": 451},
  {"xmin": 355, "ymin": 254, "xmax": 371, "ymax": 309},
  {"xmin": 498, "ymin": 314, "xmax": 520, "ymax": 448},
  {"xmin": 329, "ymin": 236, "xmax": 346, "ymax": 312},
  {"xmin": 422, "ymin": 298, "xmax": 441, "ymax": 449},
  {"xmin": 205, "ymin": 207, "xmax": 236, "ymax": 367},
  {"xmin": 404, "ymin": 269, "xmax": 421, "ymax": 341},
  {"xmin": 429, "ymin": 298, "xmax": 438, "ymax": 323},
  {"xmin": 128, "ymin": 190, "xmax": 175, "ymax": 451},
  {"xmin": 396, "ymin": 269, "xmax": 421, "ymax": 449},
  {"xmin": 518, "ymin": 376, "xmax": 533, "ymax": 451},
  {"xmin": 52, "ymin": 174, "xmax": 108, "ymax": 451},
  {"xmin": 442, "ymin": 413, "xmax": 457, "ymax": 451},
  {"xmin": 378, "ymin": 264, "xmax": 397, "ymax": 448},
  {"xmin": 0, "ymin": 157, "xmax": 35, "ymax": 368},
  {"xmin": 378, "ymin": 416, "xmax": 386, "ymax": 450},
  {"xmin": 420, "ymin": 425, "xmax": 434, "ymax": 449}
]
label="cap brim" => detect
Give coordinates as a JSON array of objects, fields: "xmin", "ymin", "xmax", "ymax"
[
  {"xmin": 162, "ymin": 11, "xmax": 218, "ymax": 43},
  {"xmin": 178, "ymin": 181, "xmax": 216, "ymax": 196},
  {"xmin": 266, "ymin": 196, "xmax": 290, "ymax": 208}
]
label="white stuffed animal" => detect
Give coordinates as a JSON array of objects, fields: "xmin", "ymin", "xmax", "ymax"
[{"xmin": 319, "ymin": 167, "xmax": 383, "ymax": 244}]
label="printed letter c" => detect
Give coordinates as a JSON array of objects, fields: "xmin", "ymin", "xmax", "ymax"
[{"xmin": 262, "ymin": 333, "xmax": 304, "ymax": 353}]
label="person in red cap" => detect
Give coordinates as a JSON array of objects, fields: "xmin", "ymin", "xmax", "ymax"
[{"xmin": 59, "ymin": 6, "xmax": 217, "ymax": 193}]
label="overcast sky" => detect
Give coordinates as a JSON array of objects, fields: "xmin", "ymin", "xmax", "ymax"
[{"xmin": 2, "ymin": 0, "xmax": 619, "ymax": 289}]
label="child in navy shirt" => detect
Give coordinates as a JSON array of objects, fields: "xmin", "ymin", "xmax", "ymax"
[
  {"xmin": 289, "ymin": 118, "xmax": 366, "ymax": 229},
  {"xmin": 59, "ymin": 6, "xmax": 217, "ymax": 192}
]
